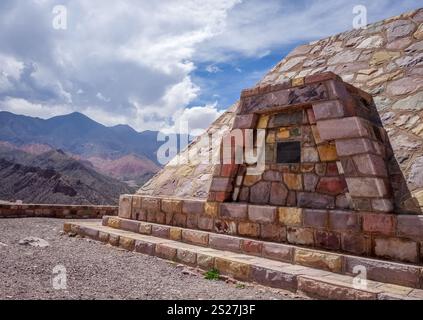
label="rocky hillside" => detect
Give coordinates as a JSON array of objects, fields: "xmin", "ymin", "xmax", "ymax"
[{"xmin": 0, "ymin": 148, "xmax": 134, "ymax": 205}]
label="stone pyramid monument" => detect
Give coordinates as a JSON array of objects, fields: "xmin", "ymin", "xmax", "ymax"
[{"xmin": 66, "ymin": 9, "xmax": 423, "ymax": 299}]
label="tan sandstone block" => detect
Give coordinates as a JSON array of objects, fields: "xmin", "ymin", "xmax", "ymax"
[
  {"xmin": 119, "ymin": 237, "xmax": 135, "ymax": 251},
  {"xmin": 170, "ymin": 227, "xmax": 182, "ymax": 241},
  {"xmin": 215, "ymin": 258, "xmax": 251, "ymax": 281},
  {"xmin": 205, "ymin": 202, "xmax": 219, "ymax": 217},
  {"xmin": 279, "ymin": 207, "xmax": 303, "ymax": 226},
  {"xmin": 139, "ymin": 223, "xmax": 152, "ymax": 235},
  {"xmin": 108, "ymin": 217, "xmax": 121, "ymax": 229},
  {"xmin": 294, "ymin": 249, "xmax": 342, "ymax": 273},
  {"xmin": 283, "ymin": 173, "xmax": 303, "ymax": 190},
  {"xmin": 257, "ymin": 115, "xmax": 269, "ymax": 129}
]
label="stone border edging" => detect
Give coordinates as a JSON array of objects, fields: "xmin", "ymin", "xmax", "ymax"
[{"xmin": 0, "ymin": 203, "xmax": 118, "ymax": 219}]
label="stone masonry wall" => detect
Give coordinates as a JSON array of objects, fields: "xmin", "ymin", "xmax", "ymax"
[
  {"xmin": 0, "ymin": 203, "xmax": 118, "ymax": 219},
  {"xmin": 209, "ymin": 72, "xmax": 397, "ymax": 214},
  {"xmin": 119, "ymin": 194, "xmax": 423, "ymax": 264}
]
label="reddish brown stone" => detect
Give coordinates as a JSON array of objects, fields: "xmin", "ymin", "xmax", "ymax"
[
  {"xmin": 307, "ymin": 108, "xmax": 316, "ymax": 124},
  {"xmin": 317, "ymin": 117, "xmax": 371, "ymax": 140},
  {"xmin": 335, "ymin": 138, "xmax": 375, "ymax": 157},
  {"xmin": 209, "ymin": 234, "xmax": 241, "ymax": 252},
  {"xmin": 155, "ymin": 244, "xmax": 177, "ymax": 260},
  {"xmin": 248, "ymin": 205, "xmax": 277, "ymax": 223},
  {"xmin": 239, "ymin": 187, "xmax": 250, "ymax": 201},
  {"xmin": 286, "ymin": 191, "xmax": 297, "ymax": 207},
  {"xmin": 269, "ymin": 182, "xmax": 288, "ymax": 206},
  {"xmin": 221, "ymin": 164, "xmax": 238, "ymax": 177},
  {"xmin": 352, "ymin": 154, "xmax": 388, "ymax": 177},
  {"xmin": 152, "ymin": 225, "xmax": 170, "ymax": 238},
  {"xmin": 220, "ymin": 203, "xmax": 248, "ymax": 220},
  {"xmin": 397, "ymin": 215, "xmax": 423, "ymax": 239},
  {"xmin": 341, "ymin": 233, "xmax": 369, "ymax": 255},
  {"xmin": 182, "ymin": 200, "xmax": 205, "ymax": 215},
  {"xmin": 329, "ymin": 210, "xmax": 360, "ymax": 232},
  {"xmin": 315, "ymin": 230, "xmax": 341, "ymax": 250},
  {"xmin": 297, "ymin": 192, "xmax": 335, "ymax": 209},
  {"xmin": 155, "ymin": 211, "xmax": 166, "ymax": 224},
  {"xmin": 263, "ymin": 170, "xmax": 282, "ymax": 181},
  {"xmin": 316, "ymin": 177, "xmax": 347, "ymax": 195},
  {"xmin": 250, "ymin": 266, "xmax": 297, "ymax": 292},
  {"xmin": 186, "ymin": 213, "xmax": 198, "ymax": 229},
  {"xmin": 363, "ymin": 213, "xmax": 396, "ymax": 235},
  {"xmin": 198, "ymin": 216, "xmax": 214, "ymax": 231},
  {"xmin": 345, "ymin": 177, "xmax": 389, "ymax": 198},
  {"xmin": 261, "ymin": 224, "xmax": 286, "ymax": 242},
  {"xmin": 118, "ymin": 219, "xmax": 140, "ymax": 233},
  {"xmin": 210, "ymin": 177, "xmax": 233, "ymax": 192},
  {"xmin": 312, "ymin": 100, "xmax": 346, "ymax": 120},
  {"xmin": 233, "ymin": 114, "xmax": 258, "ymax": 129},
  {"xmin": 241, "ymin": 240, "xmax": 263, "ymax": 255},
  {"xmin": 303, "ymin": 209, "xmax": 328, "ymax": 228},
  {"xmin": 262, "ymin": 243, "xmax": 293, "ymax": 262},
  {"xmin": 173, "ymin": 213, "xmax": 187, "ymax": 227},
  {"xmin": 250, "ymin": 181, "xmax": 271, "ymax": 204},
  {"xmin": 326, "ymin": 163, "xmax": 339, "ymax": 176},
  {"xmin": 304, "ymin": 174, "xmax": 319, "ymax": 192}
]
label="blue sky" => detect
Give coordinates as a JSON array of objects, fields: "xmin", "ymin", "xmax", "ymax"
[{"xmin": 0, "ymin": 0, "xmax": 421, "ymax": 133}]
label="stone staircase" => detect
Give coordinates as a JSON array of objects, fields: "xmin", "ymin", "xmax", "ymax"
[{"xmin": 64, "ymin": 216, "xmax": 423, "ymax": 300}]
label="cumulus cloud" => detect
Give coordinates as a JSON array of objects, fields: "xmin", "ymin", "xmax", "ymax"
[
  {"xmin": 0, "ymin": 0, "xmax": 420, "ymax": 133},
  {"xmin": 171, "ymin": 103, "xmax": 223, "ymax": 135}
]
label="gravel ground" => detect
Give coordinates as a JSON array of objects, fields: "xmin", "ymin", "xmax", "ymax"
[{"xmin": 0, "ymin": 218, "xmax": 306, "ymax": 300}]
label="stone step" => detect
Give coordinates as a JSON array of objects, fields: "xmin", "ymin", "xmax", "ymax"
[
  {"xmin": 102, "ymin": 216, "xmax": 423, "ymax": 290},
  {"xmin": 64, "ymin": 221, "xmax": 423, "ymax": 300}
]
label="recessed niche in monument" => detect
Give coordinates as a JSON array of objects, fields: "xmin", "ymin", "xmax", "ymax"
[{"xmin": 276, "ymin": 141, "xmax": 301, "ymax": 163}]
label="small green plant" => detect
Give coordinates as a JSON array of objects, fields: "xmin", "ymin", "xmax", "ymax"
[
  {"xmin": 204, "ymin": 268, "xmax": 220, "ymax": 280},
  {"xmin": 236, "ymin": 283, "xmax": 246, "ymax": 289}
]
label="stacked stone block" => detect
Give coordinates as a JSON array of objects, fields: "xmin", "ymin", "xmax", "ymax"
[
  {"xmin": 0, "ymin": 203, "xmax": 117, "ymax": 219},
  {"xmin": 118, "ymin": 194, "xmax": 423, "ymax": 264},
  {"xmin": 209, "ymin": 72, "xmax": 394, "ymax": 214}
]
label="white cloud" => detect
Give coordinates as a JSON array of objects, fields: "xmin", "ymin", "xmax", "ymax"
[
  {"xmin": 206, "ymin": 64, "xmax": 222, "ymax": 73},
  {"xmin": 0, "ymin": 0, "xmax": 420, "ymax": 133},
  {"xmin": 0, "ymin": 97, "xmax": 73, "ymax": 119},
  {"xmin": 0, "ymin": 54, "xmax": 24, "ymax": 79},
  {"xmin": 170, "ymin": 102, "xmax": 223, "ymax": 135}
]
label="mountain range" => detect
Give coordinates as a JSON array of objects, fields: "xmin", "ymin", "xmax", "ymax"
[
  {"xmin": 0, "ymin": 111, "xmax": 163, "ymax": 185},
  {"xmin": 0, "ymin": 111, "xmax": 170, "ymax": 204}
]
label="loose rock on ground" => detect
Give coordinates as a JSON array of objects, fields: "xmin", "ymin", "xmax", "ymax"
[{"xmin": 0, "ymin": 218, "xmax": 306, "ymax": 300}]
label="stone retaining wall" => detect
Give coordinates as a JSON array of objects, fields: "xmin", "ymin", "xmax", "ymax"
[
  {"xmin": 119, "ymin": 194, "xmax": 423, "ymax": 264},
  {"xmin": 0, "ymin": 203, "xmax": 118, "ymax": 219}
]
